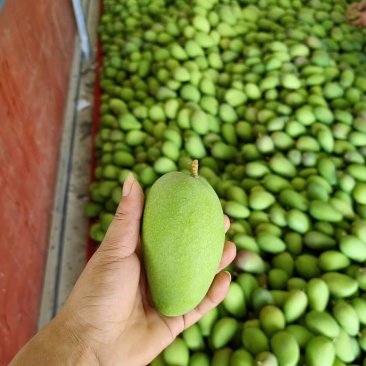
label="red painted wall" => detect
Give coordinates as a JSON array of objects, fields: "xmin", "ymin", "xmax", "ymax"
[{"xmin": 0, "ymin": 1, "xmax": 75, "ymax": 364}]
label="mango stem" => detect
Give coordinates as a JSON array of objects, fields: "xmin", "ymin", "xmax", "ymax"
[{"xmin": 191, "ymin": 160, "xmax": 199, "ymax": 178}]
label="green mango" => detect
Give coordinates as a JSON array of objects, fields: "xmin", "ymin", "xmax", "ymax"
[
  {"xmin": 270, "ymin": 331, "xmax": 300, "ymax": 366},
  {"xmin": 242, "ymin": 326, "xmax": 269, "ymax": 355},
  {"xmin": 256, "ymin": 233, "xmax": 286, "ymax": 253},
  {"xmin": 286, "ymin": 209, "xmax": 310, "ymax": 234},
  {"xmin": 235, "ymin": 250, "xmax": 266, "ymax": 274},
  {"xmin": 359, "ymin": 328, "xmax": 366, "ymax": 352},
  {"xmin": 153, "ymin": 157, "xmax": 178, "ymax": 175},
  {"xmin": 284, "ymin": 289, "xmax": 308, "ymax": 323},
  {"xmin": 223, "ymin": 282, "xmax": 246, "ymax": 318},
  {"xmin": 211, "ymin": 317, "xmax": 238, "ymax": 349},
  {"xmin": 189, "ymin": 352, "xmax": 210, "ymax": 366},
  {"xmin": 255, "ymin": 352, "xmax": 279, "ymax": 366},
  {"xmin": 339, "ymin": 235, "xmax": 366, "ymax": 263},
  {"xmin": 295, "ymin": 254, "xmax": 320, "ymax": 279},
  {"xmin": 236, "ymin": 273, "xmax": 259, "ymax": 304},
  {"xmin": 279, "ymin": 189, "xmax": 308, "ymax": 211},
  {"xmin": 151, "ymin": 354, "xmax": 166, "ymax": 366},
  {"xmin": 212, "ymin": 348, "xmax": 232, "ymax": 366},
  {"xmin": 309, "ymin": 201, "xmax": 342, "ymax": 222},
  {"xmin": 259, "ymin": 305, "xmax": 286, "ymax": 336},
  {"xmin": 305, "ymin": 311, "xmax": 340, "ymax": 338},
  {"xmin": 332, "ymin": 300, "xmax": 360, "ymax": 337},
  {"xmin": 163, "ymin": 338, "xmax": 189, "ymax": 366},
  {"xmin": 182, "ymin": 324, "xmax": 204, "ymax": 351},
  {"xmin": 305, "ymin": 336, "xmax": 335, "ymax": 366},
  {"xmin": 230, "ymin": 349, "xmax": 253, "ymax": 366},
  {"xmin": 286, "ymin": 325, "xmax": 314, "ymax": 349},
  {"xmin": 284, "ymin": 232, "xmax": 303, "ymax": 256},
  {"xmin": 224, "ymin": 201, "xmax": 250, "ymax": 219},
  {"xmin": 303, "ymin": 231, "xmax": 336, "ymax": 250},
  {"xmin": 233, "ymin": 234, "xmax": 259, "ymax": 253},
  {"xmin": 249, "ymin": 190, "xmax": 276, "ymax": 210},
  {"xmin": 318, "ymin": 251, "xmax": 350, "ymax": 272},
  {"xmin": 269, "ymin": 155, "xmax": 297, "ymax": 178},
  {"xmin": 197, "ymin": 307, "xmax": 218, "ymax": 337},
  {"xmin": 353, "ymin": 181, "xmax": 366, "ymax": 205},
  {"xmin": 142, "ymin": 161, "xmax": 225, "ymax": 316},
  {"xmin": 321, "ymin": 272, "xmax": 358, "ymax": 298},
  {"xmin": 252, "ymin": 288, "xmax": 276, "ymax": 314}
]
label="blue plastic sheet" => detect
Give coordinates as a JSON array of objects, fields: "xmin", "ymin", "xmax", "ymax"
[{"xmin": 0, "ymin": 0, "xmax": 6, "ymax": 12}]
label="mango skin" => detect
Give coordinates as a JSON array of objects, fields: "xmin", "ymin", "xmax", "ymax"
[{"xmin": 142, "ymin": 171, "xmax": 225, "ymax": 316}]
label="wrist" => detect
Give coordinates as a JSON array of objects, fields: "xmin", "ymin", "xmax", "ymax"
[
  {"xmin": 52, "ymin": 309, "xmax": 100, "ymax": 365},
  {"xmin": 10, "ymin": 309, "xmax": 99, "ymax": 366}
]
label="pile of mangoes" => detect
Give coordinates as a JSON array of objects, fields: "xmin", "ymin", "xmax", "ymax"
[{"xmin": 86, "ymin": 0, "xmax": 366, "ymax": 364}]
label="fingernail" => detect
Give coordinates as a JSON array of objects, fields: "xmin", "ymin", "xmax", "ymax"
[
  {"xmin": 122, "ymin": 172, "xmax": 134, "ymax": 196},
  {"xmin": 224, "ymin": 271, "xmax": 232, "ymax": 282}
]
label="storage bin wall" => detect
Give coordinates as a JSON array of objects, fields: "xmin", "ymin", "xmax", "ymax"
[{"xmin": 0, "ymin": 1, "xmax": 75, "ymax": 364}]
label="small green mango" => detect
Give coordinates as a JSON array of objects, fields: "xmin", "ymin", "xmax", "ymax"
[{"xmin": 142, "ymin": 161, "xmax": 225, "ymax": 316}]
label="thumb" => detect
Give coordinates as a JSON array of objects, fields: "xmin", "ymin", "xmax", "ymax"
[{"xmin": 97, "ymin": 172, "xmax": 145, "ymax": 259}]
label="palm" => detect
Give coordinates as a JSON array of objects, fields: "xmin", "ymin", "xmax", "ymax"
[
  {"xmin": 61, "ymin": 177, "xmax": 235, "ymax": 366},
  {"xmin": 66, "ymin": 240, "xmax": 233, "ymax": 365},
  {"xmin": 63, "ymin": 250, "xmax": 167, "ymax": 364}
]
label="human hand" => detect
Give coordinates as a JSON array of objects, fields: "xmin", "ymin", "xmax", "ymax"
[
  {"xmin": 346, "ymin": 1, "xmax": 366, "ymax": 27},
  {"xmin": 10, "ymin": 173, "xmax": 236, "ymax": 366}
]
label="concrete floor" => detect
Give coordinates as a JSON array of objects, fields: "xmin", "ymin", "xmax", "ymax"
[{"xmin": 38, "ymin": 0, "xmax": 99, "ymax": 330}]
